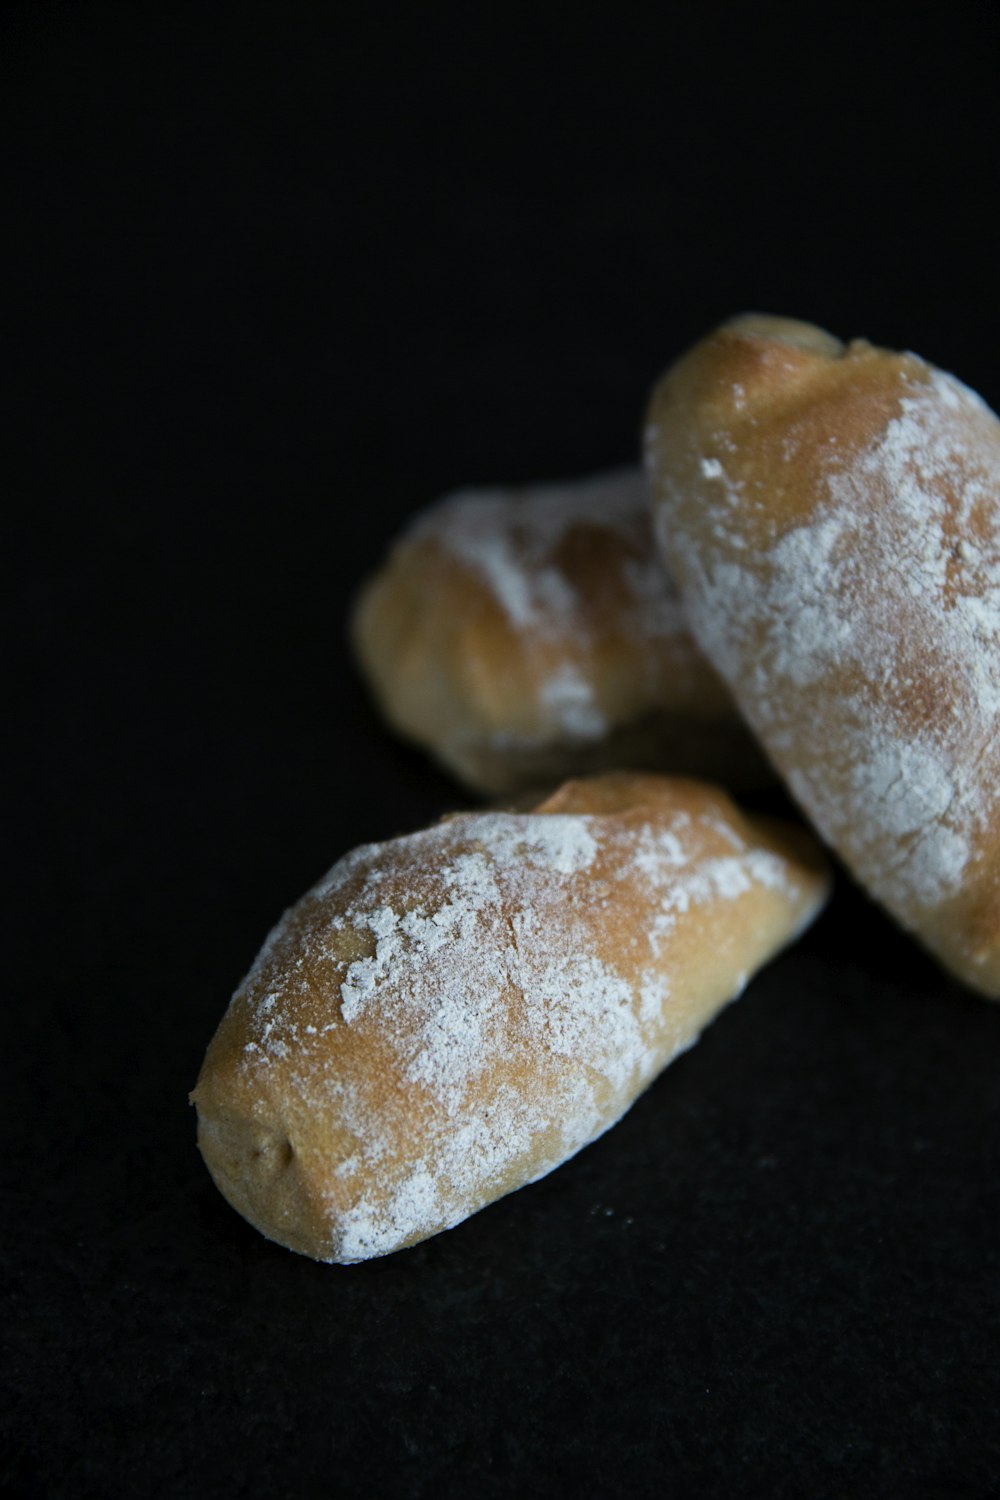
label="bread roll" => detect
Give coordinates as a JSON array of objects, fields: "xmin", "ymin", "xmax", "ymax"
[
  {"xmin": 352, "ymin": 467, "xmax": 770, "ymax": 794},
  {"xmin": 192, "ymin": 772, "xmax": 828, "ymax": 1263},
  {"xmin": 646, "ymin": 314, "xmax": 1000, "ymax": 996}
]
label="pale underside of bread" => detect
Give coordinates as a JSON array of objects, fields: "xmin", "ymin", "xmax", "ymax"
[
  {"xmin": 193, "ymin": 772, "xmax": 828, "ymax": 1263},
  {"xmin": 351, "ymin": 469, "xmax": 771, "ymax": 794},
  {"xmin": 646, "ymin": 314, "xmax": 1000, "ymax": 996}
]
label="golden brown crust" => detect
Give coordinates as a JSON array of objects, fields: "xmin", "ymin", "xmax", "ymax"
[
  {"xmin": 646, "ymin": 315, "xmax": 1000, "ymax": 996},
  {"xmin": 192, "ymin": 772, "xmax": 829, "ymax": 1263},
  {"xmin": 351, "ymin": 468, "xmax": 770, "ymax": 794}
]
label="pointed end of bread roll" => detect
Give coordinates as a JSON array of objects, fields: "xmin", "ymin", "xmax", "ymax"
[
  {"xmin": 646, "ymin": 314, "xmax": 927, "ymax": 461},
  {"xmin": 192, "ymin": 1105, "xmax": 326, "ymax": 1260},
  {"xmin": 720, "ymin": 312, "xmax": 846, "ymax": 358}
]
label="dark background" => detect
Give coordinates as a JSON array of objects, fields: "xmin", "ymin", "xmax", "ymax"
[{"xmin": 6, "ymin": 2, "xmax": 1000, "ymax": 1495}]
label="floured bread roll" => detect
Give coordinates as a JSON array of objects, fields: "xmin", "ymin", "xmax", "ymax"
[
  {"xmin": 352, "ymin": 467, "xmax": 770, "ymax": 794},
  {"xmin": 646, "ymin": 313, "xmax": 1000, "ymax": 996},
  {"xmin": 192, "ymin": 772, "xmax": 828, "ymax": 1263}
]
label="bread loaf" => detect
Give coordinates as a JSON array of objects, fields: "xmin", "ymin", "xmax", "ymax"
[
  {"xmin": 352, "ymin": 467, "xmax": 770, "ymax": 793},
  {"xmin": 192, "ymin": 772, "xmax": 828, "ymax": 1262},
  {"xmin": 646, "ymin": 314, "xmax": 1000, "ymax": 996}
]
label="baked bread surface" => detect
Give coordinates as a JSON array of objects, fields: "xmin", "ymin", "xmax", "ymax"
[
  {"xmin": 192, "ymin": 772, "xmax": 828, "ymax": 1262},
  {"xmin": 352, "ymin": 468, "xmax": 769, "ymax": 793},
  {"xmin": 646, "ymin": 314, "xmax": 1000, "ymax": 995}
]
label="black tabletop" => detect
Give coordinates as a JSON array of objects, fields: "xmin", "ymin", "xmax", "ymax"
[{"xmin": 6, "ymin": 4, "xmax": 1000, "ymax": 1496}]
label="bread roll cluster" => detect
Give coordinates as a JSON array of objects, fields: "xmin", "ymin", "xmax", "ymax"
[{"xmin": 195, "ymin": 311, "xmax": 1000, "ymax": 1262}]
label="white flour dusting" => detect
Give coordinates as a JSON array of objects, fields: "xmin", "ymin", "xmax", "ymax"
[
  {"xmin": 661, "ymin": 362, "xmax": 1000, "ymax": 915},
  {"xmin": 539, "ymin": 663, "xmax": 609, "ymax": 738},
  {"xmin": 407, "ymin": 467, "xmax": 691, "ymax": 741},
  {"xmin": 231, "ymin": 796, "xmax": 819, "ymax": 1261},
  {"xmin": 421, "ymin": 467, "xmax": 676, "ymax": 632}
]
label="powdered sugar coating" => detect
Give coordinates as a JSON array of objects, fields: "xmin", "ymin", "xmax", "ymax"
[{"xmin": 227, "ymin": 790, "xmax": 824, "ymax": 1261}]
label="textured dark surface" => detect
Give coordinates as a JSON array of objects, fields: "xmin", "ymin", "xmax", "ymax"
[{"xmin": 6, "ymin": 4, "xmax": 1000, "ymax": 1496}]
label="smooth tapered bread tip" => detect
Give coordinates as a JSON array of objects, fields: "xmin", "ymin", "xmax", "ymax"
[{"xmin": 719, "ymin": 312, "xmax": 846, "ymax": 357}]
